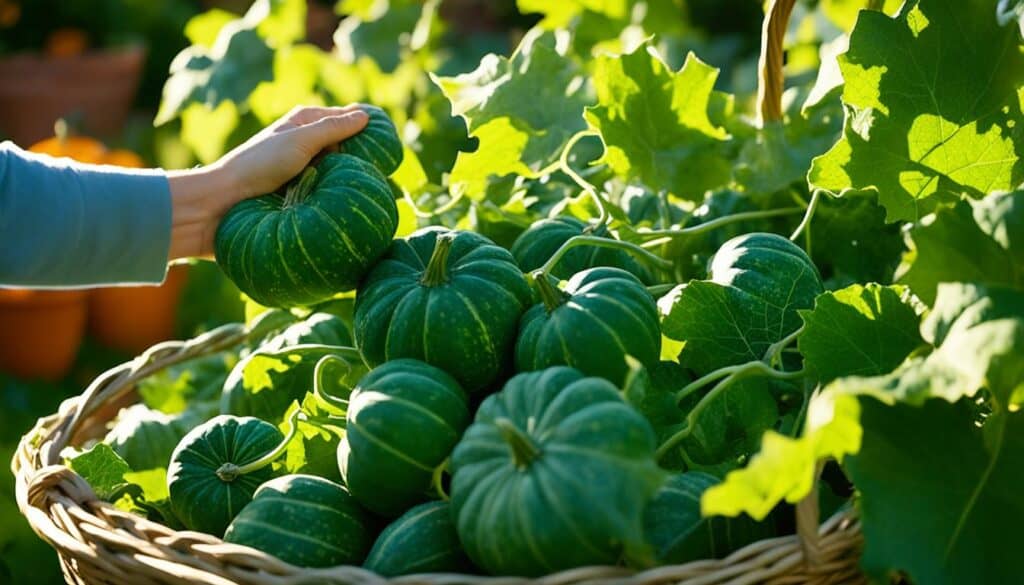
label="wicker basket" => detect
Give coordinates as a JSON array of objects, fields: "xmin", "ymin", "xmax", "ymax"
[
  {"xmin": 13, "ymin": 321, "xmax": 865, "ymax": 585},
  {"xmin": 12, "ymin": 0, "xmax": 867, "ymax": 581}
]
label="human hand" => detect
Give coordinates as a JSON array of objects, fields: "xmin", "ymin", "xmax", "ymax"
[{"xmin": 167, "ymin": 104, "xmax": 370, "ymax": 260}]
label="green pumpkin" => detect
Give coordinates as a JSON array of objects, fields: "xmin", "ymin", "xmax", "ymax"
[
  {"xmin": 167, "ymin": 415, "xmax": 284, "ymax": 536},
  {"xmin": 353, "ymin": 227, "xmax": 532, "ymax": 392},
  {"xmin": 516, "ymin": 267, "xmax": 661, "ymax": 385},
  {"xmin": 643, "ymin": 472, "xmax": 772, "ymax": 565},
  {"xmin": 339, "ymin": 105, "xmax": 403, "ymax": 176},
  {"xmin": 450, "ymin": 367, "xmax": 664, "ymax": 576},
  {"xmin": 224, "ymin": 474, "xmax": 374, "ymax": 567},
  {"xmin": 364, "ymin": 500, "xmax": 474, "ymax": 576},
  {"xmin": 708, "ymin": 233, "xmax": 823, "ymax": 317},
  {"xmin": 214, "ymin": 153, "xmax": 398, "ymax": 308},
  {"xmin": 339, "ymin": 359, "xmax": 470, "ymax": 517},
  {"xmin": 103, "ymin": 405, "xmax": 188, "ymax": 471},
  {"xmin": 510, "ymin": 216, "xmax": 653, "ymax": 283},
  {"xmin": 259, "ymin": 312, "xmax": 352, "ymax": 351}
]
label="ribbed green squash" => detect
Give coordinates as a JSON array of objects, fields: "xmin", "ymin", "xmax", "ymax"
[
  {"xmin": 364, "ymin": 501, "xmax": 474, "ymax": 576},
  {"xmin": 214, "ymin": 153, "xmax": 398, "ymax": 308},
  {"xmin": 167, "ymin": 415, "xmax": 284, "ymax": 536},
  {"xmin": 103, "ymin": 405, "xmax": 188, "ymax": 471},
  {"xmin": 224, "ymin": 474, "xmax": 374, "ymax": 567},
  {"xmin": 510, "ymin": 216, "xmax": 653, "ymax": 283},
  {"xmin": 260, "ymin": 312, "xmax": 352, "ymax": 351},
  {"xmin": 339, "ymin": 105, "xmax": 403, "ymax": 176},
  {"xmin": 339, "ymin": 359, "xmax": 470, "ymax": 517},
  {"xmin": 221, "ymin": 344, "xmax": 360, "ymax": 425},
  {"xmin": 642, "ymin": 472, "xmax": 772, "ymax": 565},
  {"xmin": 450, "ymin": 367, "xmax": 664, "ymax": 576},
  {"xmin": 515, "ymin": 267, "xmax": 661, "ymax": 385},
  {"xmin": 353, "ymin": 227, "xmax": 532, "ymax": 392},
  {"xmin": 708, "ymin": 232, "xmax": 823, "ymax": 324}
]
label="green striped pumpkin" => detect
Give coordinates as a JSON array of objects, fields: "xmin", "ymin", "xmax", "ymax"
[
  {"xmin": 340, "ymin": 105, "xmax": 403, "ymax": 175},
  {"xmin": 224, "ymin": 474, "xmax": 374, "ymax": 567},
  {"xmin": 364, "ymin": 501, "xmax": 474, "ymax": 576},
  {"xmin": 450, "ymin": 367, "xmax": 664, "ymax": 576},
  {"xmin": 103, "ymin": 405, "xmax": 188, "ymax": 472},
  {"xmin": 643, "ymin": 472, "xmax": 772, "ymax": 565},
  {"xmin": 515, "ymin": 267, "xmax": 661, "ymax": 385},
  {"xmin": 510, "ymin": 216, "xmax": 653, "ymax": 283},
  {"xmin": 214, "ymin": 153, "xmax": 398, "ymax": 308},
  {"xmin": 167, "ymin": 415, "xmax": 283, "ymax": 536},
  {"xmin": 353, "ymin": 227, "xmax": 532, "ymax": 392},
  {"xmin": 259, "ymin": 312, "xmax": 352, "ymax": 351},
  {"xmin": 339, "ymin": 359, "xmax": 470, "ymax": 517}
]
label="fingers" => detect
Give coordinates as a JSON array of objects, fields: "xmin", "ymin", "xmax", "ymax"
[
  {"xmin": 293, "ymin": 110, "xmax": 370, "ymax": 153},
  {"xmin": 283, "ymin": 104, "xmax": 366, "ymax": 127}
]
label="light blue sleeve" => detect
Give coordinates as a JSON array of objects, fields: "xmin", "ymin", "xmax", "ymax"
[{"xmin": 0, "ymin": 141, "xmax": 172, "ymax": 288}]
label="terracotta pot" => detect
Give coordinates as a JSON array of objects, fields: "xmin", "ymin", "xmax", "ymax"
[
  {"xmin": 87, "ymin": 265, "xmax": 188, "ymax": 354},
  {"xmin": 0, "ymin": 45, "xmax": 145, "ymax": 145},
  {"xmin": 0, "ymin": 289, "xmax": 88, "ymax": 381}
]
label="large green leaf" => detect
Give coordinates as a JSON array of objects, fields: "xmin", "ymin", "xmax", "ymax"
[
  {"xmin": 435, "ymin": 31, "xmax": 592, "ymax": 197},
  {"xmin": 585, "ymin": 43, "xmax": 731, "ymax": 200},
  {"xmin": 847, "ymin": 399, "xmax": 1024, "ymax": 585},
  {"xmin": 896, "ymin": 191, "xmax": 1024, "ymax": 305},
  {"xmin": 798, "ymin": 284, "xmax": 923, "ymax": 385},
  {"xmin": 809, "ymin": 0, "xmax": 1024, "ymax": 221}
]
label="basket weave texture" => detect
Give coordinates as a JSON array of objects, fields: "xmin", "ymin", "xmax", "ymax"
[{"xmin": 12, "ymin": 322, "xmax": 866, "ymax": 585}]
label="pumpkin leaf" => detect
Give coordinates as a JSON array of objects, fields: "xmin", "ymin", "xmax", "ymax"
[
  {"xmin": 278, "ymin": 397, "xmax": 345, "ymax": 482},
  {"xmin": 808, "ymin": 0, "xmax": 1024, "ymax": 222},
  {"xmin": 847, "ymin": 399, "xmax": 1024, "ymax": 585},
  {"xmin": 797, "ymin": 284, "xmax": 923, "ymax": 385},
  {"xmin": 436, "ymin": 31, "xmax": 593, "ymax": 198},
  {"xmin": 585, "ymin": 44, "xmax": 731, "ymax": 201},
  {"xmin": 895, "ymin": 192, "xmax": 1024, "ymax": 306},
  {"xmin": 67, "ymin": 444, "xmax": 134, "ymax": 502}
]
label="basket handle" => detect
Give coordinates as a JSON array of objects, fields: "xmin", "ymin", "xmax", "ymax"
[{"xmin": 756, "ymin": 0, "xmax": 797, "ymax": 126}]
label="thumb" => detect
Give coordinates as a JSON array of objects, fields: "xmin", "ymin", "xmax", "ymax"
[{"xmin": 296, "ymin": 110, "xmax": 370, "ymax": 152}]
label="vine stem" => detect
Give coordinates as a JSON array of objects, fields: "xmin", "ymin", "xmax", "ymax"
[
  {"xmin": 313, "ymin": 352, "xmax": 363, "ymax": 411},
  {"xmin": 218, "ymin": 408, "xmax": 305, "ymax": 480},
  {"xmin": 432, "ymin": 458, "xmax": 451, "ymax": 501},
  {"xmin": 402, "ymin": 190, "xmax": 465, "ymax": 219},
  {"xmin": 633, "ymin": 207, "xmax": 804, "ymax": 240},
  {"xmin": 790, "ymin": 190, "xmax": 821, "ymax": 243},
  {"xmin": 537, "ymin": 235, "xmax": 673, "ymax": 277},
  {"xmin": 646, "ymin": 283, "xmax": 677, "ymax": 297},
  {"xmin": 559, "ymin": 130, "xmax": 609, "ymax": 227},
  {"xmin": 658, "ymin": 365, "xmax": 805, "ymax": 461}
]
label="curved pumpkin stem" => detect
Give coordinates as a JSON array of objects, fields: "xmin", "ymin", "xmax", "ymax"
[
  {"xmin": 216, "ymin": 408, "xmax": 304, "ymax": 481},
  {"xmin": 494, "ymin": 417, "xmax": 540, "ymax": 469},
  {"xmin": 421, "ymin": 232, "xmax": 455, "ymax": 286},
  {"xmin": 283, "ymin": 167, "xmax": 319, "ymax": 208},
  {"xmin": 530, "ymin": 271, "xmax": 569, "ymax": 313}
]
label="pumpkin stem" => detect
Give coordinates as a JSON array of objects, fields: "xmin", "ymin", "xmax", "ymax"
[
  {"xmin": 282, "ymin": 167, "xmax": 318, "ymax": 208},
  {"xmin": 216, "ymin": 409, "xmax": 304, "ymax": 481},
  {"xmin": 421, "ymin": 232, "xmax": 456, "ymax": 286},
  {"xmin": 531, "ymin": 271, "xmax": 568, "ymax": 313},
  {"xmin": 494, "ymin": 417, "xmax": 540, "ymax": 469}
]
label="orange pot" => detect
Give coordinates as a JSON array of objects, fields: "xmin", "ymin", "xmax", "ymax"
[
  {"xmin": 0, "ymin": 45, "xmax": 145, "ymax": 145},
  {"xmin": 87, "ymin": 265, "xmax": 188, "ymax": 354},
  {"xmin": 0, "ymin": 289, "xmax": 88, "ymax": 381}
]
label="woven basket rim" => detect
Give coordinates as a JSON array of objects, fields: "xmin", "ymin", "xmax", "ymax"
[{"xmin": 11, "ymin": 321, "xmax": 866, "ymax": 585}]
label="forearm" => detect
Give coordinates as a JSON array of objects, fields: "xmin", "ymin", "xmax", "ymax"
[{"xmin": 0, "ymin": 142, "xmax": 172, "ymax": 287}]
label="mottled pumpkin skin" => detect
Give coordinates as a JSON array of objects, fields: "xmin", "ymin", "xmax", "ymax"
[
  {"xmin": 339, "ymin": 359, "xmax": 469, "ymax": 517},
  {"xmin": 104, "ymin": 405, "xmax": 189, "ymax": 472},
  {"xmin": 259, "ymin": 312, "xmax": 352, "ymax": 351},
  {"xmin": 214, "ymin": 153, "xmax": 398, "ymax": 308},
  {"xmin": 510, "ymin": 216, "xmax": 654, "ymax": 283},
  {"xmin": 223, "ymin": 474, "xmax": 374, "ymax": 568},
  {"xmin": 708, "ymin": 232, "xmax": 824, "ymax": 328},
  {"xmin": 353, "ymin": 227, "xmax": 532, "ymax": 392},
  {"xmin": 340, "ymin": 105, "xmax": 404, "ymax": 176},
  {"xmin": 167, "ymin": 415, "xmax": 283, "ymax": 536},
  {"xmin": 363, "ymin": 500, "xmax": 474, "ymax": 576},
  {"xmin": 450, "ymin": 367, "xmax": 664, "ymax": 577},
  {"xmin": 515, "ymin": 267, "xmax": 661, "ymax": 385}
]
